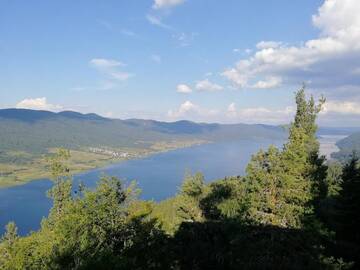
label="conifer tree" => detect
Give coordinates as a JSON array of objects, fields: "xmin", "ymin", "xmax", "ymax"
[
  {"xmin": 245, "ymin": 86, "xmax": 325, "ymax": 228},
  {"xmin": 337, "ymin": 155, "xmax": 360, "ymax": 248},
  {"xmin": 46, "ymin": 149, "xmax": 72, "ymax": 220},
  {"xmin": 177, "ymin": 172, "xmax": 207, "ymax": 222}
]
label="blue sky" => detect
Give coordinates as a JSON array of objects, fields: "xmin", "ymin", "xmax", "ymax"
[{"xmin": 1, "ymin": 0, "xmax": 360, "ymax": 126}]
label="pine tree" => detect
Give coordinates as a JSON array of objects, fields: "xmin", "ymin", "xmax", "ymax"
[
  {"xmin": 46, "ymin": 149, "xmax": 73, "ymax": 220},
  {"xmin": 244, "ymin": 86, "xmax": 326, "ymax": 228},
  {"xmin": 337, "ymin": 155, "xmax": 360, "ymax": 246},
  {"xmin": 176, "ymin": 173, "xmax": 207, "ymax": 222}
]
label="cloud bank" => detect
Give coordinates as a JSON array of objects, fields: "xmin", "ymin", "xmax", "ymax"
[
  {"xmin": 222, "ymin": 0, "xmax": 360, "ymax": 98},
  {"xmin": 16, "ymin": 97, "xmax": 63, "ymax": 111}
]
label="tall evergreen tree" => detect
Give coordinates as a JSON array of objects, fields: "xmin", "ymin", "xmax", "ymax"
[
  {"xmin": 335, "ymin": 155, "xmax": 360, "ymax": 265},
  {"xmin": 46, "ymin": 149, "xmax": 73, "ymax": 220},
  {"xmin": 176, "ymin": 172, "xmax": 207, "ymax": 222},
  {"xmin": 245, "ymin": 86, "xmax": 326, "ymax": 228}
]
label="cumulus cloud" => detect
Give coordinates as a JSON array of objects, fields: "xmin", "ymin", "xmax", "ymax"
[
  {"xmin": 167, "ymin": 96, "xmax": 360, "ymax": 125},
  {"xmin": 256, "ymin": 41, "xmax": 282, "ymax": 50},
  {"xmin": 168, "ymin": 100, "xmax": 197, "ymax": 118},
  {"xmin": 226, "ymin": 103, "xmax": 237, "ymax": 117},
  {"xmin": 168, "ymin": 100, "xmax": 219, "ymax": 119},
  {"xmin": 168, "ymin": 100, "xmax": 294, "ymax": 124},
  {"xmin": 195, "ymin": 79, "xmax": 224, "ymax": 92},
  {"xmin": 176, "ymin": 84, "xmax": 192, "ymax": 93},
  {"xmin": 16, "ymin": 97, "xmax": 63, "ymax": 111},
  {"xmin": 90, "ymin": 58, "xmax": 125, "ymax": 69},
  {"xmin": 222, "ymin": 0, "xmax": 360, "ymax": 94},
  {"xmin": 153, "ymin": 0, "xmax": 185, "ymax": 10},
  {"xmin": 226, "ymin": 103, "xmax": 295, "ymax": 124},
  {"xmin": 252, "ymin": 76, "xmax": 282, "ymax": 89},
  {"xmin": 321, "ymin": 100, "xmax": 360, "ymax": 114}
]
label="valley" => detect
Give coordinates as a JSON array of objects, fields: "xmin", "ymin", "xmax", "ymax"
[{"xmin": 0, "ymin": 108, "xmax": 286, "ymax": 187}]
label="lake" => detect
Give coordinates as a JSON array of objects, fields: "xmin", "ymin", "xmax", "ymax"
[
  {"xmin": 318, "ymin": 135, "xmax": 348, "ymax": 159},
  {"xmin": 0, "ymin": 139, "xmax": 286, "ymax": 235},
  {"xmin": 1, "ymin": 134, "xmax": 342, "ymax": 236}
]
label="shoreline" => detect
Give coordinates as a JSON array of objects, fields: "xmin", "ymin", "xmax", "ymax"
[{"xmin": 0, "ymin": 140, "xmax": 208, "ymax": 189}]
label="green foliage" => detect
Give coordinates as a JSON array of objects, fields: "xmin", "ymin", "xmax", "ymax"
[
  {"xmin": 332, "ymin": 155, "xmax": 360, "ymax": 266},
  {"xmin": 325, "ymin": 161, "xmax": 343, "ymax": 197},
  {"xmin": 200, "ymin": 177, "xmax": 248, "ymax": 220},
  {"xmin": 176, "ymin": 172, "xmax": 208, "ymax": 222},
  {"xmin": 238, "ymin": 86, "xmax": 327, "ymax": 228},
  {"xmin": 46, "ymin": 149, "xmax": 73, "ymax": 220}
]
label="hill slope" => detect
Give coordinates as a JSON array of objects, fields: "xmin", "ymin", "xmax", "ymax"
[
  {"xmin": 332, "ymin": 132, "xmax": 360, "ymax": 161},
  {"xmin": 0, "ymin": 108, "xmax": 287, "ymax": 187},
  {"xmin": 0, "ymin": 109, "xmax": 287, "ymax": 155}
]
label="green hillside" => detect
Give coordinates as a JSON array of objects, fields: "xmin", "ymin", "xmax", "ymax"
[
  {"xmin": 0, "ymin": 109, "xmax": 287, "ymax": 187},
  {"xmin": 332, "ymin": 132, "xmax": 360, "ymax": 161}
]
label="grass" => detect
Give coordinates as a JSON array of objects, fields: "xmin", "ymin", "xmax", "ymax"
[{"xmin": 0, "ymin": 139, "xmax": 207, "ymax": 188}]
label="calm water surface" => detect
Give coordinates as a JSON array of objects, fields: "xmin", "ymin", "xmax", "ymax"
[{"xmin": 0, "ymin": 139, "xmax": 282, "ymax": 235}]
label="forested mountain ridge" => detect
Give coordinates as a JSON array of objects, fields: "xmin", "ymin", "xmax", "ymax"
[
  {"xmin": 0, "ymin": 108, "xmax": 286, "ymax": 154},
  {"xmin": 0, "ymin": 108, "xmax": 287, "ymax": 187},
  {"xmin": 332, "ymin": 132, "xmax": 360, "ymax": 161}
]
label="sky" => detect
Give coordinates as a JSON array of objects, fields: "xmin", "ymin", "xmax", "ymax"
[{"xmin": 1, "ymin": 0, "xmax": 360, "ymax": 126}]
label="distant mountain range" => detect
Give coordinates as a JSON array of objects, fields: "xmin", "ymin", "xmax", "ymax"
[
  {"xmin": 0, "ymin": 108, "xmax": 288, "ymax": 162},
  {"xmin": 2, "ymin": 108, "xmax": 360, "ymax": 164}
]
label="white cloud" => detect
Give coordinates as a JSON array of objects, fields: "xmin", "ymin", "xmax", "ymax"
[
  {"xmin": 321, "ymin": 100, "xmax": 360, "ymax": 114},
  {"xmin": 16, "ymin": 97, "xmax": 63, "ymax": 111},
  {"xmin": 226, "ymin": 104, "xmax": 295, "ymax": 124},
  {"xmin": 151, "ymin": 54, "xmax": 162, "ymax": 63},
  {"xmin": 256, "ymin": 41, "xmax": 282, "ymax": 50},
  {"xmin": 121, "ymin": 29, "xmax": 136, "ymax": 37},
  {"xmin": 168, "ymin": 100, "xmax": 295, "ymax": 124},
  {"xmin": 226, "ymin": 103, "xmax": 237, "ymax": 117},
  {"xmin": 252, "ymin": 76, "xmax": 282, "ymax": 89},
  {"xmin": 89, "ymin": 58, "xmax": 133, "ymax": 87},
  {"xmin": 172, "ymin": 32, "xmax": 197, "ymax": 47},
  {"xmin": 168, "ymin": 100, "xmax": 197, "ymax": 118},
  {"xmin": 146, "ymin": 14, "xmax": 172, "ymax": 29},
  {"xmin": 153, "ymin": 0, "xmax": 185, "ymax": 10},
  {"xmin": 195, "ymin": 79, "xmax": 224, "ymax": 92},
  {"xmin": 222, "ymin": 0, "xmax": 360, "ymax": 95},
  {"xmin": 167, "ymin": 97, "xmax": 360, "ymax": 125},
  {"xmin": 90, "ymin": 58, "xmax": 125, "ymax": 69},
  {"xmin": 168, "ymin": 101, "xmax": 219, "ymax": 119},
  {"xmin": 176, "ymin": 84, "xmax": 192, "ymax": 93},
  {"xmin": 108, "ymin": 71, "xmax": 132, "ymax": 81},
  {"xmin": 233, "ymin": 48, "xmax": 252, "ymax": 54}
]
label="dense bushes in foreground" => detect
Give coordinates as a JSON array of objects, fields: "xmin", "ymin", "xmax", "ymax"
[{"xmin": 1, "ymin": 88, "xmax": 359, "ymax": 269}]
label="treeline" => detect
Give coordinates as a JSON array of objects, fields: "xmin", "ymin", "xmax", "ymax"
[{"xmin": 0, "ymin": 88, "xmax": 359, "ymax": 269}]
